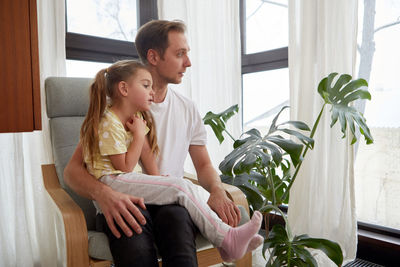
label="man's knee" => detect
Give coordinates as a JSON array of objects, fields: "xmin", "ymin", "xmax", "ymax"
[
  {"xmin": 154, "ymin": 205, "xmax": 196, "ymax": 235},
  {"xmin": 151, "ymin": 205, "xmax": 198, "ymax": 267},
  {"xmin": 96, "ymin": 210, "xmax": 158, "ymax": 267}
]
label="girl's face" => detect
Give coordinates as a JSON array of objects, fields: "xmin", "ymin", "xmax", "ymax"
[{"xmin": 124, "ymin": 68, "xmax": 154, "ymax": 111}]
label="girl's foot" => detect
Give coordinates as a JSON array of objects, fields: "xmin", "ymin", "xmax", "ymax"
[
  {"xmin": 217, "ymin": 211, "xmax": 263, "ymax": 261},
  {"xmin": 219, "ymin": 234, "xmax": 264, "ymax": 263}
]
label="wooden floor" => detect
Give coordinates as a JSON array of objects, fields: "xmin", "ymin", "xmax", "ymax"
[{"xmin": 210, "ymin": 245, "xmax": 266, "ymax": 267}]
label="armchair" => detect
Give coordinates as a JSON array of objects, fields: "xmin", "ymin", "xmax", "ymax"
[{"xmin": 43, "ymin": 77, "xmax": 252, "ymax": 267}]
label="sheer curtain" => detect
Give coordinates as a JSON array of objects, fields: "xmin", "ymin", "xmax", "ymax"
[
  {"xmin": 158, "ymin": 0, "xmax": 242, "ymax": 173},
  {"xmin": 0, "ymin": 0, "xmax": 66, "ymax": 266},
  {"xmin": 287, "ymin": 0, "xmax": 358, "ymax": 265}
]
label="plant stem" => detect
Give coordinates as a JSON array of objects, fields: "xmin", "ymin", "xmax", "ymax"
[
  {"xmin": 223, "ymin": 129, "xmax": 236, "ymax": 142},
  {"xmin": 284, "ymin": 104, "xmax": 326, "ymax": 195},
  {"xmin": 264, "ymin": 212, "xmax": 270, "ymax": 239},
  {"xmin": 267, "ymin": 166, "xmax": 276, "ymax": 205}
]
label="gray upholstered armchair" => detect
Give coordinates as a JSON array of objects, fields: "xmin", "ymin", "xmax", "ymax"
[{"xmin": 43, "ymin": 77, "xmax": 252, "ymax": 267}]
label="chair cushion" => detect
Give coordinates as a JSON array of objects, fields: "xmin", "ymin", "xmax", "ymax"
[
  {"xmin": 88, "ymin": 231, "xmax": 113, "ymax": 261},
  {"xmin": 45, "ymin": 77, "xmax": 91, "ymax": 118}
]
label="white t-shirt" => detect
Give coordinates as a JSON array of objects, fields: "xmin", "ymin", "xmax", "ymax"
[{"xmin": 150, "ymin": 88, "xmax": 207, "ymax": 178}]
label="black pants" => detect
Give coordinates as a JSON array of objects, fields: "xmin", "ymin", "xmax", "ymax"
[{"xmin": 96, "ymin": 204, "xmax": 199, "ymax": 267}]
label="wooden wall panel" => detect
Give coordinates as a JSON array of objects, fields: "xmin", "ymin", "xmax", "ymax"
[{"xmin": 0, "ymin": 0, "xmax": 41, "ymax": 132}]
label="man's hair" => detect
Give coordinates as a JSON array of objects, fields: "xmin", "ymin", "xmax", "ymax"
[{"xmin": 135, "ymin": 20, "xmax": 186, "ymax": 64}]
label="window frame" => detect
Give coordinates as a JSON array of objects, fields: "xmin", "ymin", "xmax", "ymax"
[{"xmin": 65, "ymin": 0, "xmax": 158, "ymax": 63}]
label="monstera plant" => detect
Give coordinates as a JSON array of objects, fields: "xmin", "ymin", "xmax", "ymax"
[{"xmin": 203, "ymin": 73, "xmax": 373, "ymax": 267}]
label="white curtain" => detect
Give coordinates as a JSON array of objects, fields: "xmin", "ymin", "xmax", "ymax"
[
  {"xmin": 287, "ymin": 0, "xmax": 358, "ymax": 265},
  {"xmin": 0, "ymin": 0, "xmax": 66, "ymax": 266},
  {"xmin": 158, "ymin": 0, "xmax": 242, "ymax": 173}
]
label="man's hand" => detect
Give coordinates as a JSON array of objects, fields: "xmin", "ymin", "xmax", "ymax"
[
  {"xmin": 189, "ymin": 145, "xmax": 241, "ymax": 227},
  {"xmin": 96, "ymin": 186, "xmax": 147, "ymax": 238},
  {"xmin": 207, "ymin": 189, "xmax": 241, "ymax": 227}
]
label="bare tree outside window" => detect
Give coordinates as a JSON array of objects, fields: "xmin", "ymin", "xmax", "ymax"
[
  {"xmin": 356, "ymin": 0, "xmax": 400, "ymax": 112},
  {"xmin": 355, "ymin": 0, "xmax": 400, "ymax": 230},
  {"xmin": 94, "ymin": 0, "xmax": 138, "ymax": 41},
  {"xmin": 245, "ymin": 0, "xmax": 288, "ymax": 54},
  {"xmin": 67, "ymin": 0, "xmax": 138, "ymax": 42}
]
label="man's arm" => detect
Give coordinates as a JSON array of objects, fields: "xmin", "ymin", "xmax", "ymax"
[
  {"xmin": 63, "ymin": 143, "xmax": 147, "ymax": 238},
  {"xmin": 189, "ymin": 145, "xmax": 241, "ymax": 227}
]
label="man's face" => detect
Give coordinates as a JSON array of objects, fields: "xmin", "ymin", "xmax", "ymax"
[{"xmin": 156, "ymin": 31, "xmax": 192, "ymax": 84}]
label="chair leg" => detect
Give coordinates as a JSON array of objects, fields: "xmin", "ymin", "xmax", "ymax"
[{"xmin": 235, "ymin": 251, "xmax": 252, "ymax": 267}]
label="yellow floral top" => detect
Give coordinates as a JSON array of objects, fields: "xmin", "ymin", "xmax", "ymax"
[{"xmin": 84, "ymin": 107, "xmax": 148, "ymax": 179}]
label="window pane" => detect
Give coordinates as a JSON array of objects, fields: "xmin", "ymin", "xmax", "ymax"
[
  {"xmin": 245, "ymin": 0, "xmax": 288, "ymax": 54},
  {"xmin": 66, "ymin": 60, "xmax": 111, "ymax": 78},
  {"xmin": 354, "ymin": 0, "xmax": 400, "ymax": 230},
  {"xmin": 66, "ymin": 0, "xmax": 138, "ymax": 42},
  {"xmin": 242, "ymin": 68, "xmax": 289, "ymax": 134}
]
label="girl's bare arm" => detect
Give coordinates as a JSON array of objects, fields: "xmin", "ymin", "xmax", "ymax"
[
  {"xmin": 109, "ymin": 132, "xmax": 145, "ymax": 173},
  {"xmin": 140, "ymin": 136, "xmax": 160, "ymax": 175}
]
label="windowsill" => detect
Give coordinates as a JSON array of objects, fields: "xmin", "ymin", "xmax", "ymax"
[{"xmin": 358, "ymin": 228, "xmax": 400, "ymax": 246}]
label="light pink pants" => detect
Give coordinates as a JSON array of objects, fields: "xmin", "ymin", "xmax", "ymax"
[{"xmin": 97, "ymin": 173, "xmax": 230, "ymax": 246}]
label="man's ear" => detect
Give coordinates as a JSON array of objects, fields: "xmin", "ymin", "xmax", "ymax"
[
  {"xmin": 147, "ymin": 49, "xmax": 159, "ymax": 65},
  {"xmin": 117, "ymin": 81, "xmax": 129, "ymax": 96}
]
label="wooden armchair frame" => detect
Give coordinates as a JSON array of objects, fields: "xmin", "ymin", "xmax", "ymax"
[{"xmin": 42, "ymin": 164, "xmax": 252, "ymax": 267}]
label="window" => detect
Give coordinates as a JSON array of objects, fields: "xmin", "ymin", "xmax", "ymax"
[
  {"xmin": 245, "ymin": 0, "xmax": 288, "ymax": 54},
  {"xmin": 241, "ymin": 0, "xmax": 399, "ymax": 258},
  {"xmin": 67, "ymin": 0, "xmax": 139, "ymax": 42},
  {"xmin": 243, "ymin": 68, "xmax": 289, "ymax": 131},
  {"xmin": 354, "ymin": 0, "xmax": 400, "ymax": 232},
  {"xmin": 240, "ymin": 0, "xmax": 289, "ymax": 133},
  {"xmin": 66, "ymin": 60, "xmax": 111, "ymax": 78},
  {"xmin": 65, "ymin": 0, "xmax": 157, "ymax": 77}
]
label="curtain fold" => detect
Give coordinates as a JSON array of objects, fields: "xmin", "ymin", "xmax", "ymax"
[
  {"xmin": 287, "ymin": 0, "xmax": 359, "ymax": 265},
  {"xmin": 0, "ymin": 0, "xmax": 66, "ymax": 266},
  {"xmin": 158, "ymin": 0, "xmax": 242, "ymax": 173}
]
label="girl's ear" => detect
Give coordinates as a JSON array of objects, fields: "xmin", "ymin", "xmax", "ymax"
[
  {"xmin": 117, "ymin": 81, "xmax": 129, "ymax": 97},
  {"xmin": 147, "ymin": 49, "xmax": 159, "ymax": 65}
]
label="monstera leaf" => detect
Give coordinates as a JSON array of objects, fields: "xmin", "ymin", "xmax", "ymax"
[
  {"xmin": 264, "ymin": 224, "xmax": 343, "ymax": 267},
  {"xmin": 219, "ymin": 107, "xmax": 313, "ymax": 177},
  {"xmin": 318, "ymin": 72, "xmax": 373, "ymax": 144},
  {"xmin": 203, "ymin": 104, "xmax": 238, "ymax": 144}
]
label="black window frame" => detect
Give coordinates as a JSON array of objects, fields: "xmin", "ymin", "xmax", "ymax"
[{"xmin": 65, "ymin": 0, "xmax": 158, "ymax": 63}]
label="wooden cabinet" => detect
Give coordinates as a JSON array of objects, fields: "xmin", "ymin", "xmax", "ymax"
[{"xmin": 0, "ymin": 0, "xmax": 41, "ymax": 132}]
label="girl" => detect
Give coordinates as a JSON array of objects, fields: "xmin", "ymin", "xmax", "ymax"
[{"xmin": 80, "ymin": 60, "xmax": 263, "ymax": 262}]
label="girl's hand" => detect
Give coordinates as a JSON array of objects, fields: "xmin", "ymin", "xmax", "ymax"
[{"xmin": 126, "ymin": 114, "xmax": 147, "ymax": 137}]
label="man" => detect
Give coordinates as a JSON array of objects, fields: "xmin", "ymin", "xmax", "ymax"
[{"xmin": 64, "ymin": 20, "xmax": 240, "ymax": 267}]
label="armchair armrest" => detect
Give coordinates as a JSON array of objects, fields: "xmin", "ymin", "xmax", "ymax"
[
  {"xmin": 42, "ymin": 164, "xmax": 90, "ymax": 267},
  {"xmin": 183, "ymin": 172, "xmax": 249, "ymax": 215}
]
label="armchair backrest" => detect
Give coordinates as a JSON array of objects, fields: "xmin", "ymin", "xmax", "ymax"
[{"xmin": 45, "ymin": 77, "xmax": 97, "ymax": 230}]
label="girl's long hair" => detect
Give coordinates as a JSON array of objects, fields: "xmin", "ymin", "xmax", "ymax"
[{"xmin": 80, "ymin": 60, "xmax": 159, "ymax": 165}]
